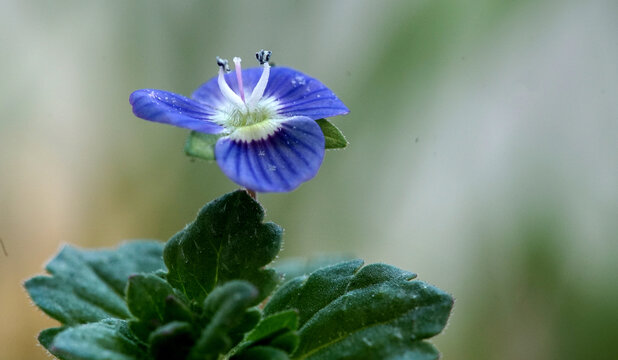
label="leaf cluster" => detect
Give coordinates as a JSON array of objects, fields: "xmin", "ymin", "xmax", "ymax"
[{"xmin": 25, "ymin": 190, "xmax": 452, "ymax": 360}]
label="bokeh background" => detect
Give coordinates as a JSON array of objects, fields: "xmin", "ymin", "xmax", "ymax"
[{"xmin": 1, "ymin": 0, "xmax": 616, "ymax": 359}]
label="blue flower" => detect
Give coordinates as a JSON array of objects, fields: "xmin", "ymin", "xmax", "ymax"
[{"xmin": 130, "ymin": 50, "xmax": 349, "ymax": 193}]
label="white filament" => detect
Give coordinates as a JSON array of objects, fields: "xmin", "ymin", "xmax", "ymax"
[
  {"xmin": 217, "ymin": 67, "xmax": 244, "ymax": 108},
  {"xmin": 247, "ymin": 63, "xmax": 270, "ymax": 106}
]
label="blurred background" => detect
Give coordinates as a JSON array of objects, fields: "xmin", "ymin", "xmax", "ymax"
[{"xmin": 1, "ymin": 0, "xmax": 616, "ymax": 359}]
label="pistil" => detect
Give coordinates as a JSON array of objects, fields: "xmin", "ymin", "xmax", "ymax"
[{"xmin": 233, "ymin": 57, "xmax": 246, "ymax": 102}]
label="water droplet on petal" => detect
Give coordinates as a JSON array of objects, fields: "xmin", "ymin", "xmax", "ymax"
[{"xmin": 294, "ymin": 75, "xmax": 306, "ymax": 85}]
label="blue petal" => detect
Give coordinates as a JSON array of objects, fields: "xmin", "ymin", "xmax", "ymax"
[
  {"xmin": 192, "ymin": 67, "xmax": 349, "ymax": 120},
  {"xmin": 130, "ymin": 89, "xmax": 225, "ymax": 134},
  {"xmin": 264, "ymin": 67, "xmax": 350, "ymax": 119},
  {"xmin": 214, "ymin": 116, "xmax": 325, "ymax": 192}
]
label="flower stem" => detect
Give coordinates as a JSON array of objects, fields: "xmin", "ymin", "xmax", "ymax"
[{"xmin": 245, "ymin": 188, "xmax": 258, "ymax": 200}]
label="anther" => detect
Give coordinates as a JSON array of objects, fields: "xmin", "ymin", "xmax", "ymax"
[
  {"xmin": 216, "ymin": 56, "xmax": 230, "ymax": 73},
  {"xmin": 255, "ymin": 49, "xmax": 272, "ymax": 65}
]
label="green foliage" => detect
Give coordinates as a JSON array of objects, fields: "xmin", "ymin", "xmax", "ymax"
[
  {"xmin": 316, "ymin": 119, "xmax": 348, "ymax": 149},
  {"xmin": 264, "ymin": 261, "xmax": 453, "ymax": 359},
  {"xmin": 274, "ymin": 254, "xmax": 354, "ymax": 281},
  {"xmin": 25, "ymin": 191, "xmax": 452, "ymax": 360},
  {"xmin": 231, "ymin": 310, "xmax": 300, "ymax": 358},
  {"xmin": 38, "ymin": 327, "xmax": 67, "ymax": 351},
  {"xmin": 127, "ymin": 274, "xmax": 175, "ymax": 324},
  {"xmin": 125, "ymin": 274, "xmax": 178, "ymax": 341},
  {"xmin": 148, "ymin": 321, "xmax": 194, "ymax": 360},
  {"xmin": 164, "ymin": 190, "xmax": 282, "ymax": 304},
  {"xmin": 49, "ymin": 319, "xmax": 146, "ymax": 360},
  {"xmin": 234, "ymin": 346, "xmax": 290, "ymax": 360},
  {"xmin": 24, "ymin": 241, "xmax": 164, "ymax": 325},
  {"xmin": 189, "ymin": 281, "xmax": 259, "ymax": 360}
]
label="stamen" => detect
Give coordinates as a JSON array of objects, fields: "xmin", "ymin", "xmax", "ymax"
[
  {"xmin": 216, "ymin": 56, "xmax": 230, "ymax": 73},
  {"xmin": 233, "ymin": 57, "xmax": 245, "ymax": 102},
  {"xmin": 255, "ymin": 49, "xmax": 272, "ymax": 65},
  {"xmin": 216, "ymin": 56, "xmax": 244, "ymax": 107},
  {"xmin": 247, "ymin": 50, "xmax": 272, "ymax": 106}
]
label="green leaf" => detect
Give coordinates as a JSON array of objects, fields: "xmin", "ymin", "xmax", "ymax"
[
  {"xmin": 25, "ymin": 241, "xmax": 164, "ymax": 325},
  {"xmin": 188, "ymin": 281, "xmax": 259, "ymax": 360},
  {"xmin": 39, "ymin": 327, "xmax": 68, "ymax": 356},
  {"xmin": 233, "ymin": 346, "xmax": 290, "ymax": 360},
  {"xmin": 296, "ymin": 335, "xmax": 440, "ymax": 360},
  {"xmin": 232, "ymin": 310, "xmax": 299, "ymax": 357},
  {"xmin": 126, "ymin": 274, "xmax": 174, "ymax": 322},
  {"xmin": 49, "ymin": 319, "xmax": 147, "ymax": 360},
  {"xmin": 148, "ymin": 321, "xmax": 195, "ymax": 360},
  {"xmin": 162, "ymin": 294, "xmax": 195, "ymax": 324},
  {"xmin": 264, "ymin": 260, "xmax": 453, "ymax": 360},
  {"xmin": 316, "ymin": 119, "xmax": 347, "ymax": 149},
  {"xmin": 126, "ymin": 274, "xmax": 176, "ymax": 340},
  {"xmin": 275, "ymin": 254, "xmax": 354, "ymax": 281},
  {"xmin": 243, "ymin": 310, "xmax": 298, "ymax": 347},
  {"xmin": 264, "ymin": 260, "xmax": 365, "ymax": 325},
  {"xmin": 164, "ymin": 190, "xmax": 282, "ymax": 304},
  {"xmin": 184, "ymin": 131, "xmax": 221, "ymax": 161}
]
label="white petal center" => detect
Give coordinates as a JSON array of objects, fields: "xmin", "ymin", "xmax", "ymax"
[{"xmin": 213, "ymin": 59, "xmax": 282, "ymax": 142}]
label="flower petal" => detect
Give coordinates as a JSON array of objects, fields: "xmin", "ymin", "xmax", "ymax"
[
  {"xmin": 130, "ymin": 89, "xmax": 224, "ymax": 134},
  {"xmin": 264, "ymin": 67, "xmax": 350, "ymax": 119},
  {"xmin": 214, "ymin": 116, "xmax": 325, "ymax": 192},
  {"xmin": 192, "ymin": 67, "xmax": 349, "ymax": 120}
]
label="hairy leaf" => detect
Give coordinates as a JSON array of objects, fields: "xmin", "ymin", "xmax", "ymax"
[
  {"xmin": 184, "ymin": 131, "xmax": 221, "ymax": 161},
  {"xmin": 126, "ymin": 274, "xmax": 180, "ymax": 342},
  {"xmin": 127, "ymin": 274, "xmax": 175, "ymax": 323},
  {"xmin": 264, "ymin": 260, "xmax": 453, "ymax": 359},
  {"xmin": 149, "ymin": 321, "xmax": 195, "ymax": 360},
  {"xmin": 188, "ymin": 281, "xmax": 259, "ymax": 360},
  {"xmin": 164, "ymin": 190, "xmax": 282, "ymax": 304},
  {"xmin": 275, "ymin": 254, "xmax": 354, "ymax": 281},
  {"xmin": 232, "ymin": 310, "xmax": 299, "ymax": 358},
  {"xmin": 49, "ymin": 319, "xmax": 146, "ymax": 360},
  {"xmin": 162, "ymin": 294, "xmax": 195, "ymax": 324},
  {"xmin": 25, "ymin": 241, "xmax": 164, "ymax": 326},
  {"xmin": 39, "ymin": 327, "xmax": 68, "ymax": 359},
  {"xmin": 316, "ymin": 119, "xmax": 347, "ymax": 149},
  {"xmin": 233, "ymin": 346, "xmax": 290, "ymax": 360}
]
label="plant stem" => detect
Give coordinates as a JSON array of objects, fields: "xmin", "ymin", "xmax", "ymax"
[{"xmin": 245, "ymin": 189, "xmax": 257, "ymax": 200}]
